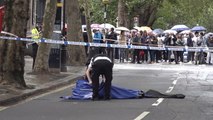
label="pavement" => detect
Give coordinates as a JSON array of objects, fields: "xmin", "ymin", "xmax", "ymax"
[{"xmin": 0, "ymin": 56, "xmax": 85, "ymax": 106}]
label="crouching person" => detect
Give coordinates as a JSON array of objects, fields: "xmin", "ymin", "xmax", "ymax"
[{"xmin": 86, "ymin": 54, "xmax": 114, "ymax": 100}]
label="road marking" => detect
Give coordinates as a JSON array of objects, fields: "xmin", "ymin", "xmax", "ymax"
[
  {"xmin": 166, "ymin": 86, "xmax": 174, "ymax": 93},
  {"xmin": 152, "ymin": 98, "xmax": 164, "ymax": 106},
  {"xmin": 0, "ymin": 107, "xmax": 8, "ymax": 112},
  {"xmin": 166, "ymin": 79, "xmax": 178, "ymax": 93},
  {"xmin": 0, "ymin": 84, "xmax": 75, "ymax": 112},
  {"xmin": 27, "ymin": 84, "xmax": 75, "ymax": 101},
  {"xmin": 172, "ymin": 80, "xmax": 177, "ymax": 85},
  {"xmin": 134, "ymin": 111, "xmax": 150, "ymax": 120}
]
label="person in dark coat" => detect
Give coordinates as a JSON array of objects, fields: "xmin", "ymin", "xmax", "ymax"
[
  {"xmin": 163, "ymin": 33, "xmax": 177, "ymax": 63},
  {"xmin": 187, "ymin": 32, "xmax": 194, "ymax": 62},
  {"xmin": 83, "ymin": 31, "xmax": 89, "ymax": 56},
  {"xmin": 206, "ymin": 34, "xmax": 213, "ymax": 64},
  {"xmin": 86, "ymin": 54, "xmax": 114, "ymax": 100},
  {"xmin": 106, "ymin": 28, "xmax": 117, "ymax": 62},
  {"xmin": 131, "ymin": 32, "xmax": 141, "ymax": 64}
]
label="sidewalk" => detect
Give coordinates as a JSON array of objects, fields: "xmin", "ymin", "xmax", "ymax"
[{"xmin": 0, "ymin": 56, "xmax": 85, "ymax": 106}]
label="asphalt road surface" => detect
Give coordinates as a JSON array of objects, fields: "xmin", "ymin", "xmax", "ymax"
[{"xmin": 1, "ymin": 63, "xmax": 213, "ymax": 120}]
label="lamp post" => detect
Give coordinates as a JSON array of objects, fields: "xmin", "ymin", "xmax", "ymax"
[
  {"xmin": 102, "ymin": 0, "xmax": 109, "ymax": 30},
  {"xmin": 60, "ymin": 0, "xmax": 67, "ymax": 72}
]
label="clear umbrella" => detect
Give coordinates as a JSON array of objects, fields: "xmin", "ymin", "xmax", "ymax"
[
  {"xmin": 171, "ymin": 24, "xmax": 190, "ymax": 32},
  {"xmin": 90, "ymin": 24, "xmax": 101, "ymax": 29},
  {"xmin": 115, "ymin": 27, "xmax": 130, "ymax": 32},
  {"xmin": 100, "ymin": 23, "xmax": 115, "ymax": 30},
  {"xmin": 163, "ymin": 29, "xmax": 177, "ymax": 34},
  {"xmin": 152, "ymin": 28, "xmax": 164, "ymax": 35}
]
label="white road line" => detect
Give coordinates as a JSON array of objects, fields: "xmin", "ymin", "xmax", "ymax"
[
  {"xmin": 166, "ymin": 86, "xmax": 174, "ymax": 93},
  {"xmin": 172, "ymin": 80, "xmax": 177, "ymax": 85},
  {"xmin": 26, "ymin": 84, "xmax": 74, "ymax": 101},
  {"xmin": 152, "ymin": 98, "xmax": 164, "ymax": 106},
  {"xmin": 0, "ymin": 107, "xmax": 7, "ymax": 112},
  {"xmin": 134, "ymin": 111, "xmax": 150, "ymax": 120},
  {"xmin": 0, "ymin": 84, "xmax": 75, "ymax": 112}
]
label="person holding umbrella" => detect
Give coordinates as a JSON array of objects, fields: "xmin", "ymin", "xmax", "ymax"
[{"xmin": 118, "ymin": 30, "xmax": 127, "ymax": 63}]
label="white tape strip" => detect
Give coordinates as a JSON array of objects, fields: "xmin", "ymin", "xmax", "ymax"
[{"xmin": 1, "ymin": 36, "xmax": 213, "ymax": 52}]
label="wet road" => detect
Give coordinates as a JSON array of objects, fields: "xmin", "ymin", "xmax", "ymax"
[{"xmin": 0, "ymin": 63, "xmax": 213, "ymax": 120}]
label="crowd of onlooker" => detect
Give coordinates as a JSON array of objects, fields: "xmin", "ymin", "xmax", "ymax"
[{"xmin": 84, "ymin": 27, "xmax": 213, "ymax": 65}]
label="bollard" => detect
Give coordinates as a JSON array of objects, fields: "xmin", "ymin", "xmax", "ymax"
[{"xmin": 60, "ymin": 44, "xmax": 67, "ymax": 72}]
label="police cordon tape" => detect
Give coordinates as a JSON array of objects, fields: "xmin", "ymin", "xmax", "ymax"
[{"xmin": 0, "ymin": 36, "xmax": 213, "ymax": 52}]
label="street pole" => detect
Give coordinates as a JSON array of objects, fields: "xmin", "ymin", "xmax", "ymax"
[
  {"xmin": 102, "ymin": 0, "xmax": 109, "ymax": 31},
  {"xmin": 102, "ymin": 0, "xmax": 109, "ymax": 43},
  {"xmin": 33, "ymin": 0, "xmax": 37, "ymax": 27},
  {"xmin": 104, "ymin": 4, "xmax": 106, "ymax": 30},
  {"xmin": 60, "ymin": 0, "xmax": 67, "ymax": 72}
]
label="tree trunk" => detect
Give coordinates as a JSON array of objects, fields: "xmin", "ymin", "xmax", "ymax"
[
  {"xmin": 33, "ymin": 0, "xmax": 57, "ymax": 73},
  {"xmin": 0, "ymin": 0, "xmax": 29, "ymax": 88},
  {"xmin": 129, "ymin": 0, "xmax": 164, "ymax": 27},
  {"xmin": 83, "ymin": 0, "xmax": 93, "ymax": 43},
  {"xmin": 66, "ymin": 0, "xmax": 86, "ymax": 65},
  {"xmin": 118, "ymin": 0, "xmax": 126, "ymax": 27}
]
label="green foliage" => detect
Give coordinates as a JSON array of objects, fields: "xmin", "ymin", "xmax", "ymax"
[
  {"xmin": 89, "ymin": 0, "xmax": 213, "ymax": 32},
  {"xmin": 90, "ymin": 0, "xmax": 117, "ymax": 25},
  {"xmin": 153, "ymin": 0, "xmax": 213, "ymax": 31}
]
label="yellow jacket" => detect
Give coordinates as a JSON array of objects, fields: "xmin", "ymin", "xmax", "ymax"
[{"xmin": 31, "ymin": 28, "xmax": 40, "ymax": 39}]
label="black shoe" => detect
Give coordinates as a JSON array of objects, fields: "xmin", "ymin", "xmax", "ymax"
[
  {"xmin": 92, "ymin": 97, "xmax": 100, "ymax": 101},
  {"xmin": 131, "ymin": 61, "xmax": 135, "ymax": 63},
  {"xmin": 104, "ymin": 97, "xmax": 111, "ymax": 100}
]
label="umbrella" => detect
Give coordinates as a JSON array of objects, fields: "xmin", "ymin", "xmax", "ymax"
[
  {"xmin": 115, "ymin": 27, "xmax": 130, "ymax": 32},
  {"xmin": 191, "ymin": 26, "xmax": 206, "ymax": 31},
  {"xmin": 133, "ymin": 26, "xmax": 140, "ymax": 30},
  {"xmin": 131, "ymin": 29, "xmax": 138, "ymax": 32},
  {"xmin": 152, "ymin": 28, "xmax": 164, "ymax": 35},
  {"xmin": 171, "ymin": 24, "xmax": 190, "ymax": 31},
  {"xmin": 180, "ymin": 30, "xmax": 191, "ymax": 34},
  {"xmin": 138, "ymin": 26, "xmax": 152, "ymax": 32},
  {"xmin": 100, "ymin": 23, "xmax": 115, "ymax": 29},
  {"xmin": 91, "ymin": 24, "xmax": 101, "ymax": 29},
  {"xmin": 163, "ymin": 29, "xmax": 177, "ymax": 34},
  {"xmin": 204, "ymin": 32, "xmax": 213, "ymax": 39}
]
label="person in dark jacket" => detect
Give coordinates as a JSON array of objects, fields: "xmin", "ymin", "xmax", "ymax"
[
  {"xmin": 131, "ymin": 32, "xmax": 141, "ymax": 64},
  {"xmin": 86, "ymin": 54, "xmax": 114, "ymax": 100},
  {"xmin": 106, "ymin": 28, "xmax": 117, "ymax": 62},
  {"xmin": 163, "ymin": 33, "xmax": 176, "ymax": 63},
  {"xmin": 187, "ymin": 32, "xmax": 194, "ymax": 62},
  {"xmin": 175, "ymin": 34, "xmax": 184, "ymax": 63},
  {"xmin": 206, "ymin": 34, "xmax": 213, "ymax": 64}
]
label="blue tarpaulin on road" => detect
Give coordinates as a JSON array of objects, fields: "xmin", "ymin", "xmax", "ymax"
[
  {"xmin": 61, "ymin": 79, "xmax": 142, "ymax": 100},
  {"xmin": 60, "ymin": 79, "xmax": 185, "ymax": 100}
]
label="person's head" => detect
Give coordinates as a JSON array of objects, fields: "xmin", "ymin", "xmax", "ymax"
[
  {"xmin": 209, "ymin": 34, "xmax": 213, "ymax": 40},
  {"xmin": 189, "ymin": 32, "xmax": 194, "ymax": 38},
  {"xmin": 200, "ymin": 32, "xmax": 204, "ymax": 36},
  {"xmin": 93, "ymin": 29, "xmax": 98, "ymax": 33},
  {"xmin": 111, "ymin": 28, "xmax": 114, "ymax": 32},
  {"xmin": 139, "ymin": 30, "xmax": 143, "ymax": 35},
  {"xmin": 195, "ymin": 31, "xmax": 199, "ymax": 37},
  {"xmin": 120, "ymin": 30, "xmax": 124, "ymax": 35}
]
